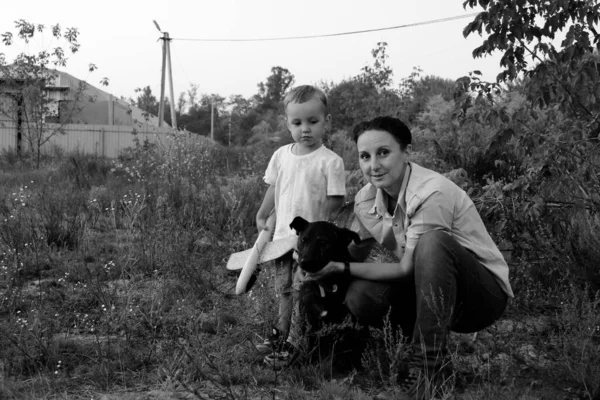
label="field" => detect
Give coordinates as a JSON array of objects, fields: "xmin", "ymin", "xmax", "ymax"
[{"xmin": 0, "ymin": 133, "xmax": 599, "ymax": 400}]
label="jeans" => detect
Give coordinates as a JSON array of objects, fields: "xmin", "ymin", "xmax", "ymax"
[{"xmin": 344, "ymin": 230, "xmax": 508, "ymax": 371}]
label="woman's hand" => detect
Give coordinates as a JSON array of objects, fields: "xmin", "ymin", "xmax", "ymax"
[{"xmin": 305, "ymin": 261, "xmax": 344, "ymax": 281}]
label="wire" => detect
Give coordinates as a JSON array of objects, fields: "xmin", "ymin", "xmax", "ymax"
[
  {"xmin": 171, "ymin": 13, "xmax": 479, "ymax": 42},
  {"xmin": 171, "ymin": 41, "xmax": 192, "ymax": 89}
]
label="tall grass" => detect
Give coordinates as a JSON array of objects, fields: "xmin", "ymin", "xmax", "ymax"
[{"xmin": 0, "ymin": 138, "xmax": 598, "ymax": 399}]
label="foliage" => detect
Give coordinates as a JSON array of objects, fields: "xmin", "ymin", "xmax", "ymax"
[
  {"xmin": 359, "ymin": 41, "xmax": 394, "ymax": 90},
  {"xmin": 163, "ymin": 42, "xmax": 454, "ymax": 147},
  {"xmin": 0, "ymin": 20, "xmax": 107, "ymax": 168},
  {"xmin": 398, "ymin": 69, "xmax": 457, "ymax": 124},
  {"xmin": 132, "ymin": 86, "xmax": 159, "ymax": 118},
  {"xmin": 551, "ymin": 285, "xmax": 600, "ymax": 399},
  {"xmin": 463, "ymin": 0, "xmax": 600, "ymax": 84},
  {"xmin": 446, "ymin": 2, "xmax": 600, "ymax": 303},
  {"xmin": 255, "ymin": 65, "xmax": 295, "ymax": 112}
]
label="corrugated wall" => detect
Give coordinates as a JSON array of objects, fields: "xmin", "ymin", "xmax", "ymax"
[
  {"xmin": 0, "ymin": 122, "xmax": 179, "ymax": 158},
  {"xmin": 0, "ymin": 120, "xmax": 18, "ymax": 151}
]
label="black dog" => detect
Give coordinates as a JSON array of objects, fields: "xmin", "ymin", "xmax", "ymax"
[
  {"xmin": 290, "ymin": 216, "xmax": 360, "ymax": 296},
  {"xmin": 289, "ymin": 216, "xmax": 366, "ymax": 369}
]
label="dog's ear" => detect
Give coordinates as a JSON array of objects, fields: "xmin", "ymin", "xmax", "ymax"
[
  {"xmin": 338, "ymin": 227, "xmax": 361, "ymax": 246},
  {"xmin": 290, "ymin": 216, "xmax": 309, "ymax": 234}
]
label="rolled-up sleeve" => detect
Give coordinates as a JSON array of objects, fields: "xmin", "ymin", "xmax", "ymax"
[
  {"xmin": 405, "ymin": 190, "xmax": 454, "ymax": 250},
  {"xmin": 264, "ymin": 150, "xmax": 279, "ymax": 185},
  {"xmin": 326, "ymin": 157, "xmax": 346, "ymax": 196}
]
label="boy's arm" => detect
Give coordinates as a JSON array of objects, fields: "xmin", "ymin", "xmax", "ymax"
[
  {"xmin": 256, "ymin": 185, "xmax": 275, "ymax": 232},
  {"xmin": 324, "ymin": 156, "xmax": 346, "ymax": 220}
]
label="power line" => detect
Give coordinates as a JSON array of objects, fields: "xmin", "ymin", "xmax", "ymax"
[{"xmin": 171, "ymin": 13, "xmax": 479, "ymax": 42}]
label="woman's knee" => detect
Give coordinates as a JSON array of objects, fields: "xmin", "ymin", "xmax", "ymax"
[
  {"xmin": 344, "ymin": 280, "xmax": 394, "ymax": 325},
  {"xmin": 414, "ymin": 230, "xmax": 452, "ymax": 262},
  {"xmin": 413, "ymin": 230, "xmax": 458, "ymax": 292}
]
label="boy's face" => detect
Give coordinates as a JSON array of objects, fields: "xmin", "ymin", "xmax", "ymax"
[{"xmin": 285, "ymin": 98, "xmax": 331, "ymax": 154}]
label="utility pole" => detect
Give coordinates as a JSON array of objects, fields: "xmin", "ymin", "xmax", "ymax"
[
  {"xmin": 166, "ymin": 33, "xmax": 177, "ymax": 130},
  {"xmin": 158, "ymin": 31, "xmax": 166, "ymax": 127},
  {"xmin": 153, "ymin": 20, "xmax": 177, "ymax": 130}
]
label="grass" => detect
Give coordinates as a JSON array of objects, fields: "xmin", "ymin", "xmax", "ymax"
[{"xmin": 0, "ymin": 142, "xmax": 598, "ymax": 400}]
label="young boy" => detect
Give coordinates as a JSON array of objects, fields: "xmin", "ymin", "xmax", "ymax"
[{"xmin": 255, "ymin": 85, "xmax": 346, "ymax": 368}]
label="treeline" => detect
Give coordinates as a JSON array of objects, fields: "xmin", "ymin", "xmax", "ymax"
[{"xmin": 130, "ymin": 43, "xmax": 458, "ymax": 148}]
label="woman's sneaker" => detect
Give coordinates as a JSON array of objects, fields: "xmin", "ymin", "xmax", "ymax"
[
  {"xmin": 263, "ymin": 341, "xmax": 300, "ymax": 370},
  {"xmin": 255, "ymin": 327, "xmax": 281, "ymax": 354}
]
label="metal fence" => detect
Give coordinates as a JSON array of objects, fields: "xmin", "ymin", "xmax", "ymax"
[{"xmin": 0, "ymin": 121, "xmax": 176, "ymax": 158}]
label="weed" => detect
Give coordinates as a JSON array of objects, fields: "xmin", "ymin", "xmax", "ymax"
[
  {"xmin": 551, "ymin": 285, "xmax": 600, "ymax": 398},
  {"xmin": 0, "ymin": 137, "xmax": 598, "ymax": 399}
]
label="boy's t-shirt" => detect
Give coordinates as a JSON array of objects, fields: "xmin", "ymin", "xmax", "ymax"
[{"xmin": 264, "ymin": 144, "xmax": 346, "ymax": 240}]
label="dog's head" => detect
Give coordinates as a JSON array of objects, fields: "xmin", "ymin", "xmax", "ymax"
[{"xmin": 290, "ymin": 216, "xmax": 360, "ymax": 273}]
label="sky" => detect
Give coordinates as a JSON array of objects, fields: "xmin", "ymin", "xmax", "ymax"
[{"xmin": 1, "ymin": 0, "xmax": 506, "ymax": 104}]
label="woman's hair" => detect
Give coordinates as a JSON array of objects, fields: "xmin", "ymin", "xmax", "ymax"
[
  {"xmin": 352, "ymin": 116, "xmax": 412, "ymax": 150},
  {"xmin": 283, "ymin": 85, "xmax": 329, "ymax": 114}
]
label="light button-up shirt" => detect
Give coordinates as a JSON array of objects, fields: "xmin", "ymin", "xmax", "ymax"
[{"xmin": 353, "ymin": 162, "xmax": 514, "ymax": 298}]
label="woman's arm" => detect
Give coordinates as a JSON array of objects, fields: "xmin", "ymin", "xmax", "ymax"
[{"xmin": 307, "ymin": 247, "xmax": 415, "ymax": 282}]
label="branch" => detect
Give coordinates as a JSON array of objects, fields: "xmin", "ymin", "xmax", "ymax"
[
  {"xmin": 521, "ymin": 42, "xmax": 594, "ymax": 118},
  {"xmin": 516, "ymin": 119, "xmax": 600, "ymax": 171}
]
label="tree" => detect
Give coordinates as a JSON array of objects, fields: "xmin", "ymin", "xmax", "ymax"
[
  {"xmin": 461, "ymin": 0, "xmax": 600, "ymax": 186},
  {"xmin": 187, "ymin": 83, "xmax": 200, "ymax": 113},
  {"xmin": 398, "ymin": 70, "xmax": 457, "ymax": 123},
  {"xmin": 255, "ymin": 66, "xmax": 295, "ymax": 112},
  {"xmin": 0, "ymin": 20, "xmax": 107, "ymax": 167},
  {"xmin": 176, "ymin": 92, "xmax": 186, "ymax": 115},
  {"xmin": 227, "ymin": 94, "xmax": 258, "ymax": 145},
  {"xmin": 462, "ymin": 0, "xmax": 600, "ymax": 125},
  {"xmin": 201, "ymin": 94, "xmax": 227, "ymax": 143},
  {"xmin": 133, "ymin": 86, "xmax": 159, "ymax": 118},
  {"xmin": 463, "ymin": 0, "xmax": 599, "ymax": 83},
  {"xmin": 325, "ymin": 43, "xmax": 404, "ymax": 131},
  {"xmin": 461, "ymin": 1, "xmax": 600, "ymax": 308},
  {"xmin": 360, "ymin": 41, "xmax": 394, "ymax": 90}
]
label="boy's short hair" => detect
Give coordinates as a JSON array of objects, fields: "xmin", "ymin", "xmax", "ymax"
[{"xmin": 283, "ymin": 85, "xmax": 329, "ymax": 115}]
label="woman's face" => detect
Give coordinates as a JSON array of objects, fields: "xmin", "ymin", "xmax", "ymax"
[{"xmin": 357, "ymin": 129, "xmax": 411, "ymax": 197}]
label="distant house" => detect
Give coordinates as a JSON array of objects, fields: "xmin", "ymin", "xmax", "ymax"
[
  {"xmin": 0, "ymin": 67, "xmax": 164, "ymax": 127},
  {"xmin": 0, "ymin": 66, "xmax": 173, "ymax": 157}
]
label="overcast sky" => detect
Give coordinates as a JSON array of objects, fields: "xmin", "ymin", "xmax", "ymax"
[{"xmin": 1, "ymin": 0, "xmax": 505, "ymax": 103}]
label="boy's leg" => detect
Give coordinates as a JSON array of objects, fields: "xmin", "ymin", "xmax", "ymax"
[
  {"xmin": 258, "ymin": 253, "xmax": 294, "ymax": 354},
  {"xmin": 286, "ymin": 263, "xmax": 304, "ymax": 348},
  {"xmin": 275, "ymin": 253, "xmax": 294, "ymax": 338},
  {"xmin": 263, "ymin": 257, "xmax": 302, "ymax": 369}
]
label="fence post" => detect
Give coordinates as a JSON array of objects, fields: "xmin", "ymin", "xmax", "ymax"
[
  {"xmin": 108, "ymin": 95, "xmax": 114, "ymax": 126},
  {"xmin": 101, "ymin": 126, "xmax": 106, "ymax": 157}
]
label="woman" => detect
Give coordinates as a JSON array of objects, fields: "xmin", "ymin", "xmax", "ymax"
[{"xmin": 306, "ymin": 116, "xmax": 513, "ymax": 399}]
